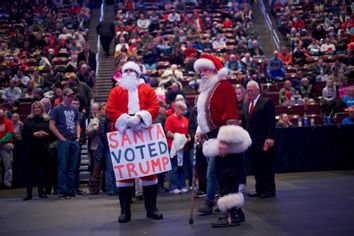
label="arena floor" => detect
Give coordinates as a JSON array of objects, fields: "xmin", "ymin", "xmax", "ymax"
[{"xmin": 1, "ymin": 170, "xmax": 354, "ymax": 236}]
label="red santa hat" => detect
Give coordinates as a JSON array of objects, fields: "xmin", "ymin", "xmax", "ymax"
[
  {"xmin": 122, "ymin": 61, "xmax": 141, "ymax": 76},
  {"xmin": 194, "ymin": 54, "xmax": 228, "ymax": 79}
]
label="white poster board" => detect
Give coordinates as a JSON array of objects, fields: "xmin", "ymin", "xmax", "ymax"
[{"xmin": 107, "ymin": 123, "xmax": 171, "ymax": 182}]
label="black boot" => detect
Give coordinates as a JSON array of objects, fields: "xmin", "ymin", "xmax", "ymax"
[
  {"xmin": 197, "ymin": 199, "xmax": 215, "ymax": 215},
  {"xmin": 234, "ymin": 208, "xmax": 245, "ymax": 222},
  {"xmin": 211, "ymin": 209, "xmax": 241, "ymax": 228},
  {"xmin": 23, "ymin": 195, "xmax": 32, "ymax": 201},
  {"xmin": 143, "ymin": 185, "xmax": 163, "ymax": 220},
  {"xmin": 118, "ymin": 187, "xmax": 133, "ymax": 223},
  {"xmin": 38, "ymin": 188, "xmax": 48, "ymax": 199}
]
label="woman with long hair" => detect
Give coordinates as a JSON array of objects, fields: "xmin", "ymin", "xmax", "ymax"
[{"xmin": 22, "ymin": 101, "xmax": 53, "ymax": 200}]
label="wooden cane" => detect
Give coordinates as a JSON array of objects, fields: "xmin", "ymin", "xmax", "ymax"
[{"xmin": 189, "ymin": 142, "xmax": 197, "ymax": 224}]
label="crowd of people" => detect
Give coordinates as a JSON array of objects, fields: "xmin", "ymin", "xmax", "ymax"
[{"xmin": 0, "ymin": 0, "xmax": 354, "ymax": 228}]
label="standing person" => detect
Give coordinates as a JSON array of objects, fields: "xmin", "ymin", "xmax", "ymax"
[
  {"xmin": 22, "ymin": 102, "xmax": 53, "ymax": 200},
  {"xmin": 96, "ymin": 17, "xmax": 115, "ymax": 57},
  {"xmin": 242, "ymin": 80, "xmax": 276, "ymax": 199},
  {"xmin": 193, "ymin": 54, "xmax": 251, "ymax": 227},
  {"xmin": 165, "ymin": 101, "xmax": 191, "ymax": 194},
  {"xmin": 0, "ymin": 109, "xmax": 14, "ymax": 189},
  {"xmin": 107, "ymin": 61, "xmax": 163, "ymax": 223},
  {"xmin": 49, "ymin": 88, "xmax": 81, "ymax": 199}
]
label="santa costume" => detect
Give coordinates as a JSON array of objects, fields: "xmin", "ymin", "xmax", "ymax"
[
  {"xmin": 194, "ymin": 54, "xmax": 252, "ymax": 227},
  {"xmin": 107, "ymin": 61, "xmax": 162, "ymax": 223}
]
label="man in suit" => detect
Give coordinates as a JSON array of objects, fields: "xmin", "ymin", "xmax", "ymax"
[
  {"xmin": 77, "ymin": 42, "xmax": 97, "ymax": 72},
  {"xmin": 242, "ymin": 80, "xmax": 276, "ymax": 199}
]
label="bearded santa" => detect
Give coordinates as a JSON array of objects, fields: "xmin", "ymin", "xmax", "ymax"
[
  {"xmin": 106, "ymin": 61, "xmax": 162, "ymax": 223},
  {"xmin": 194, "ymin": 54, "xmax": 251, "ymax": 227}
]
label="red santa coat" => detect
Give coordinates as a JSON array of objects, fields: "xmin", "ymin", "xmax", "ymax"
[
  {"xmin": 197, "ymin": 79, "xmax": 252, "ymax": 158},
  {"xmin": 197, "ymin": 80, "xmax": 239, "ymax": 133},
  {"xmin": 107, "ymin": 83, "xmax": 159, "ymax": 132},
  {"xmin": 106, "ymin": 83, "xmax": 160, "ymax": 185}
]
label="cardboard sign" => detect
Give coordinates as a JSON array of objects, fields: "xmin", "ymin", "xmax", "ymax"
[{"xmin": 107, "ymin": 123, "xmax": 171, "ymax": 182}]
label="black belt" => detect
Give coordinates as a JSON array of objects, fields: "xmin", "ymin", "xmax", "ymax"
[
  {"xmin": 65, "ymin": 136, "xmax": 77, "ymax": 141},
  {"xmin": 202, "ymin": 128, "xmax": 219, "ymax": 140}
]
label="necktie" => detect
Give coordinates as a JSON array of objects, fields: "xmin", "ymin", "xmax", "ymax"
[{"xmin": 249, "ymin": 100, "xmax": 254, "ymax": 118}]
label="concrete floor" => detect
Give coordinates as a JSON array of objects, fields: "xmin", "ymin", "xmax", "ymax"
[{"xmin": 1, "ymin": 170, "xmax": 354, "ymax": 236}]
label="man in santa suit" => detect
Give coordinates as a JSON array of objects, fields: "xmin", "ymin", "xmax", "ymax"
[
  {"xmin": 106, "ymin": 61, "xmax": 163, "ymax": 223},
  {"xmin": 194, "ymin": 54, "xmax": 252, "ymax": 227}
]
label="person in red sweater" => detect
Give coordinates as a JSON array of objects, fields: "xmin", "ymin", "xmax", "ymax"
[
  {"xmin": 165, "ymin": 101, "xmax": 191, "ymax": 194},
  {"xmin": 0, "ymin": 109, "xmax": 14, "ymax": 188}
]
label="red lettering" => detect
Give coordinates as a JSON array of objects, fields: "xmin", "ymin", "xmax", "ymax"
[
  {"xmin": 108, "ymin": 132, "xmax": 119, "ymax": 148},
  {"xmin": 114, "ymin": 164, "xmax": 124, "ymax": 179},
  {"xmin": 126, "ymin": 163, "xmax": 138, "ymax": 178},
  {"xmin": 151, "ymin": 158, "xmax": 161, "ymax": 173},
  {"xmin": 146, "ymin": 126, "xmax": 153, "ymax": 141},
  {"xmin": 138, "ymin": 160, "xmax": 150, "ymax": 175},
  {"xmin": 121, "ymin": 132, "xmax": 132, "ymax": 146},
  {"xmin": 133, "ymin": 130, "xmax": 144, "ymax": 143},
  {"xmin": 162, "ymin": 156, "xmax": 170, "ymax": 171},
  {"xmin": 156, "ymin": 124, "xmax": 166, "ymax": 139}
]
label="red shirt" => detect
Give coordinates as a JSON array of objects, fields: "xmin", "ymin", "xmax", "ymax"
[
  {"xmin": 165, "ymin": 114, "xmax": 189, "ymax": 149},
  {"xmin": 0, "ymin": 118, "xmax": 14, "ymax": 143}
]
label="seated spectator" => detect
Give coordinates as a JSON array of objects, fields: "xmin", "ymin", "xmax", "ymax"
[
  {"xmin": 312, "ymin": 24, "xmax": 327, "ymax": 41},
  {"xmin": 312, "ymin": 58, "xmax": 330, "ymax": 82},
  {"xmin": 279, "ymin": 80, "xmax": 296, "ymax": 104},
  {"xmin": 2, "ymin": 79, "xmax": 22, "ymax": 107},
  {"xmin": 292, "ymin": 43, "xmax": 307, "ymax": 65},
  {"xmin": 276, "ymin": 113, "xmax": 293, "ymax": 128},
  {"xmin": 223, "ymin": 17, "xmax": 233, "ymax": 28},
  {"xmin": 278, "ymin": 47, "xmax": 292, "ymax": 65},
  {"xmin": 292, "ymin": 17, "xmax": 305, "ymax": 30},
  {"xmin": 298, "ymin": 77, "xmax": 313, "ymax": 101},
  {"xmin": 165, "ymin": 82, "xmax": 184, "ymax": 106},
  {"xmin": 249, "ymin": 40, "xmax": 264, "ymax": 57},
  {"xmin": 268, "ymin": 61, "xmax": 285, "ymax": 81},
  {"xmin": 137, "ymin": 13, "xmax": 151, "ymax": 30},
  {"xmin": 142, "ymin": 43, "xmax": 159, "ymax": 71},
  {"xmin": 156, "ymin": 36, "xmax": 172, "ymax": 55},
  {"xmin": 331, "ymin": 59, "xmax": 348, "ymax": 77},
  {"xmin": 320, "ymin": 37, "xmax": 336, "ymax": 55},
  {"xmin": 241, "ymin": 53, "xmax": 256, "ymax": 70},
  {"xmin": 342, "ymin": 87, "xmax": 354, "ymax": 108},
  {"xmin": 167, "ymin": 8, "xmax": 181, "ymax": 24},
  {"xmin": 183, "ymin": 41, "xmax": 197, "ymax": 74},
  {"xmin": 76, "ymin": 63, "xmax": 95, "ymax": 88},
  {"xmin": 268, "ymin": 50, "xmax": 284, "ymax": 71},
  {"xmin": 307, "ymin": 39, "xmax": 321, "ymax": 56},
  {"xmin": 328, "ymin": 67, "xmax": 347, "ymax": 88},
  {"xmin": 342, "ymin": 106, "xmax": 354, "ymax": 125},
  {"xmin": 77, "ymin": 42, "xmax": 97, "ymax": 72},
  {"xmin": 159, "ymin": 64, "xmax": 183, "ymax": 89},
  {"xmin": 225, "ymin": 54, "xmax": 245, "ymax": 73},
  {"xmin": 115, "ymin": 37, "xmax": 129, "ymax": 54},
  {"xmin": 13, "ymin": 67, "xmax": 30, "ymax": 88},
  {"xmin": 322, "ymin": 79, "xmax": 337, "ymax": 116},
  {"xmin": 212, "ymin": 34, "xmax": 227, "ymax": 53}
]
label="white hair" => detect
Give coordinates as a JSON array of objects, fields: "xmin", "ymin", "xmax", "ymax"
[{"xmin": 246, "ymin": 80, "xmax": 260, "ymax": 89}]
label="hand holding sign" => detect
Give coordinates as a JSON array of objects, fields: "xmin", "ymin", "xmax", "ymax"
[{"xmin": 128, "ymin": 116, "xmax": 141, "ymax": 128}]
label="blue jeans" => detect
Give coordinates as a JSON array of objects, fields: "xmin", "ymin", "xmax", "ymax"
[
  {"xmin": 169, "ymin": 151, "xmax": 188, "ymax": 191},
  {"xmin": 105, "ymin": 149, "xmax": 118, "ymax": 194},
  {"xmin": 206, "ymin": 156, "xmax": 217, "ymax": 201},
  {"xmin": 57, "ymin": 140, "xmax": 80, "ymax": 195}
]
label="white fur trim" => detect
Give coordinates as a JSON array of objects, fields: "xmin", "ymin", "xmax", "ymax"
[
  {"xmin": 217, "ymin": 67, "xmax": 228, "ymax": 80},
  {"xmin": 217, "ymin": 125, "xmax": 252, "ymax": 145},
  {"xmin": 202, "ymin": 126, "xmax": 252, "ymax": 158},
  {"xmin": 194, "ymin": 58, "xmax": 216, "ymax": 74},
  {"xmin": 128, "ymin": 89, "xmax": 140, "ymax": 114},
  {"xmin": 170, "ymin": 133, "xmax": 188, "ymax": 158},
  {"xmin": 202, "ymin": 138, "xmax": 220, "ymax": 158},
  {"xmin": 217, "ymin": 193, "xmax": 244, "ymax": 212},
  {"xmin": 122, "ymin": 61, "xmax": 141, "ymax": 76},
  {"xmin": 115, "ymin": 113, "xmax": 130, "ymax": 132},
  {"xmin": 136, "ymin": 110, "xmax": 152, "ymax": 128},
  {"xmin": 141, "ymin": 179, "xmax": 158, "ymax": 186}
]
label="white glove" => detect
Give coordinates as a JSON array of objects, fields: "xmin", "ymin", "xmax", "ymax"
[
  {"xmin": 128, "ymin": 116, "xmax": 141, "ymax": 128},
  {"xmin": 132, "ymin": 123, "xmax": 142, "ymax": 131}
]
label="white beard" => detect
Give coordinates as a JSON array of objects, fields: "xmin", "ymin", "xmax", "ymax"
[
  {"xmin": 198, "ymin": 74, "xmax": 220, "ymax": 92},
  {"xmin": 119, "ymin": 73, "xmax": 139, "ymax": 91}
]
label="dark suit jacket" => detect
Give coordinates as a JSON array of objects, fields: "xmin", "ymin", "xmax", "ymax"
[
  {"xmin": 242, "ymin": 96, "xmax": 276, "ymax": 149},
  {"xmin": 77, "ymin": 50, "xmax": 97, "ymax": 72}
]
